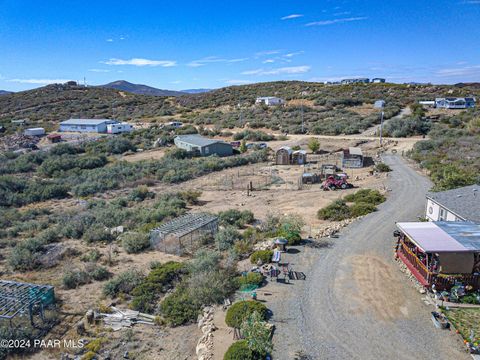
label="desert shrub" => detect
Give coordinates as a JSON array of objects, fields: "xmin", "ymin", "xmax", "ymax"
[
  {"xmin": 250, "ymin": 250, "xmax": 273, "ymax": 265},
  {"xmin": 160, "ymin": 287, "xmax": 199, "ymax": 326},
  {"xmin": 218, "ymin": 209, "xmax": 255, "ymax": 228},
  {"xmin": 224, "ymin": 340, "xmax": 258, "ymax": 360},
  {"xmin": 225, "ymin": 301, "xmax": 268, "ymax": 328},
  {"xmin": 349, "ymin": 202, "xmax": 377, "ymax": 217},
  {"xmin": 121, "ymin": 232, "xmax": 150, "ymax": 254},
  {"xmin": 233, "ymin": 239, "xmax": 254, "ymax": 258},
  {"xmin": 179, "ymin": 189, "xmax": 202, "ymax": 205},
  {"xmin": 186, "ymin": 269, "xmax": 238, "ymax": 306},
  {"xmin": 233, "ymin": 130, "xmax": 274, "ymax": 142},
  {"xmin": 0, "ymin": 326, "xmax": 35, "ymax": 359},
  {"xmin": 103, "ymin": 269, "xmax": 144, "ymax": 298},
  {"xmin": 343, "ymin": 189, "xmax": 385, "ymax": 205},
  {"xmin": 131, "ymin": 262, "xmax": 186, "ymax": 313},
  {"xmin": 128, "ymin": 186, "xmax": 154, "ymax": 202},
  {"xmin": 374, "ymin": 162, "xmax": 391, "ymax": 172},
  {"xmin": 83, "ymin": 224, "xmax": 115, "ymax": 243},
  {"xmin": 241, "ymin": 311, "xmax": 273, "ymax": 357},
  {"xmin": 238, "ymin": 272, "xmax": 264, "ymax": 287},
  {"xmin": 88, "ymin": 265, "xmax": 111, "ymax": 281},
  {"xmin": 62, "ymin": 269, "xmax": 90, "ymax": 289},
  {"xmin": 317, "ymin": 200, "xmax": 351, "ymax": 221},
  {"xmin": 188, "ymin": 249, "xmax": 221, "ymax": 273},
  {"xmin": 81, "ymin": 249, "xmax": 102, "ymax": 262},
  {"xmin": 215, "ymin": 226, "xmax": 242, "ymax": 251},
  {"xmin": 8, "ymin": 238, "xmax": 44, "ymax": 271},
  {"xmin": 87, "ymin": 137, "xmax": 136, "ymax": 155}
]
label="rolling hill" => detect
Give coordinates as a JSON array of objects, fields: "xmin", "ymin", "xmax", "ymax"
[
  {"xmin": 100, "ymin": 80, "xmax": 186, "ymax": 97},
  {"xmin": 0, "ymin": 90, "xmax": 12, "ymax": 96}
]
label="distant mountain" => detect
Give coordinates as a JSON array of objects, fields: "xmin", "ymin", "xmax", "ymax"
[
  {"xmin": 100, "ymin": 80, "xmax": 186, "ymax": 97},
  {"xmin": 181, "ymin": 88, "xmax": 212, "ymax": 94},
  {"xmin": 0, "ymin": 90, "xmax": 12, "ymax": 96}
]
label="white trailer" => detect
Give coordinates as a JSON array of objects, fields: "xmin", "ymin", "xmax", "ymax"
[
  {"xmin": 24, "ymin": 127, "xmax": 45, "ymax": 136},
  {"xmin": 106, "ymin": 123, "xmax": 133, "ymax": 134}
]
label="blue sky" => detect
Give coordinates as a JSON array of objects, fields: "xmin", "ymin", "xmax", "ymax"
[{"xmin": 1, "ymin": 0, "xmax": 480, "ymax": 91}]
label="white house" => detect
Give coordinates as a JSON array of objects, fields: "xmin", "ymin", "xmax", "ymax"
[
  {"xmin": 425, "ymin": 184, "xmax": 480, "ymax": 223},
  {"xmin": 24, "ymin": 128, "xmax": 45, "ymax": 136},
  {"xmin": 435, "ymin": 97, "xmax": 476, "ymax": 109},
  {"xmin": 106, "ymin": 123, "xmax": 133, "ymax": 134},
  {"xmin": 255, "ymin": 97, "xmax": 285, "ymax": 106},
  {"xmin": 372, "ymin": 78, "xmax": 386, "ymax": 83}
]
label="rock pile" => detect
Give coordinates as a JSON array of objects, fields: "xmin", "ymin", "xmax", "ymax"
[
  {"xmin": 0, "ymin": 134, "xmax": 40, "ymax": 151},
  {"xmin": 315, "ymin": 217, "xmax": 357, "ymax": 238},
  {"xmin": 253, "ymin": 239, "xmax": 275, "ymax": 251},
  {"xmin": 395, "ymin": 258, "xmax": 426, "ymax": 293},
  {"xmin": 196, "ymin": 306, "xmax": 216, "ymax": 360}
]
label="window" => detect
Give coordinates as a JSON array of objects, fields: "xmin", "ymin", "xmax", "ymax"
[{"xmin": 439, "ymin": 207, "xmax": 447, "ymax": 221}]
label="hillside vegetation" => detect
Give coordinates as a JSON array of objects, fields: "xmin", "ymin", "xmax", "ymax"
[{"xmin": 1, "ymin": 81, "xmax": 478, "ymax": 136}]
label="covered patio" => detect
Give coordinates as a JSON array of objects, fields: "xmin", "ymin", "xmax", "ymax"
[{"xmin": 395, "ymin": 222, "xmax": 480, "ymax": 290}]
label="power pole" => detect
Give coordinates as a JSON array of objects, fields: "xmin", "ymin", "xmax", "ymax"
[{"xmin": 379, "ymin": 111, "xmax": 384, "ymax": 146}]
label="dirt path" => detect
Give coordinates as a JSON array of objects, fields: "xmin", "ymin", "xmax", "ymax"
[
  {"xmin": 269, "ymin": 155, "xmax": 469, "ymax": 360},
  {"xmin": 361, "ymin": 106, "xmax": 412, "ymax": 136}
]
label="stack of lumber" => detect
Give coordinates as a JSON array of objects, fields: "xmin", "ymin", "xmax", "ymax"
[{"xmin": 99, "ymin": 306, "xmax": 156, "ymax": 331}]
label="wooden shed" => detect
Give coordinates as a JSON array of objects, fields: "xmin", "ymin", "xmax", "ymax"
[
  {"xmin": 292, "ymin": 150, "xmax": 307, "ymax": 165},
  {"xmin": 341, "ymin": 147, "xmax": 364, "ymax": 168},
  {"xmin": 276, "ymin": 146, "xmax": 292, "ymax": 165}
]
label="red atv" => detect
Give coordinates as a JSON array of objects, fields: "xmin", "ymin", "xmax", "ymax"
[{"xmin": 322, "ymin": 175, "xmax": 353, "ymax": 191}]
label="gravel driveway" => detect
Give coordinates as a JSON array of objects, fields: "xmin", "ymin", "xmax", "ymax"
[{"xmin": 269, "ymin": 155, "xmax": 469, "ymax": 360}]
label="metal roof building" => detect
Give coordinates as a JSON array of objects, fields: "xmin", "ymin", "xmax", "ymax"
[
  {"xmin": 59, "ymin": 118, "xmax": 118, "ymax": 133},
  {"xmin": 341, "ymin": 147, "xmax": 364, "ymax": 168},
  {"xmin": 426, "ymin": 184, "xmax": 480, "ymax": 223},
  {"xmin": 174, "ymin": 135, "xmax": 233, "ymax": 157}
]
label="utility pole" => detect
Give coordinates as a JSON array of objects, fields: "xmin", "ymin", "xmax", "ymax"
[
  {"xmin": 374, "ymin": 100, "xmax": 386, "ymax": 147},
  {"xmin": 379, "ymin": 110, "xmax": 384, "ymax": 146}
]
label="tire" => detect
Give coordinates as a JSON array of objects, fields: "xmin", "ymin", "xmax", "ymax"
[{"xmin": 340, "ymin": 183, "xmax": 347, "ymax": 189}]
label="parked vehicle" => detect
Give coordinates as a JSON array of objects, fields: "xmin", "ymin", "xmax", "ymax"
[{"xmin": 322, "ymin": 175, "xmax": 353, "ymax": 190}]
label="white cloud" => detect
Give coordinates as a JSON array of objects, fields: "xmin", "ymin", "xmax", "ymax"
[
  {"xmin": 242, "ymin": 65, "xmax": 311, "ymax": 76},
  {"xmin": 284, "ymin": 51, "xmax": 304, "ymax": 58},
  {"xmin": 306, "ymin": 17, "xmax": 367, "ymax": 26},
  {"xmin": 263, "ymin": 59, "xmax": 275, "ymax": 64},
  {"xmin": 88, "ymin": 69, "xmax": 110, "ymax": 73},
  {"xmin": 255, "ymin": 50, "xmax": 281, "ymax": 58},
  {"xmin": 102, "ymin": 58, "xmax": 177, "ymax": 67},
  {"xmin": 435, "ymin": 65, "xmax": 480, "ymax": 77},
  {"xmin": 106, "ymin": 38, "xmax": 114, "ymax": 42},
  {"xmin": 281, "ymin": 14, "xmax": 304, "ymax": 20},
  {"xmin": 7, "ymin": 78, "xmax": 72, "ymax": 85},
  {"xmin": 187, "ymin": 56, "xmax": 248, "ymax": 67},
  {"xmin": 170, "ymin": 80, "xmax": 182, "ymax": 84},
  {"xmin": 224, "ymin": 79, "xmax": 252, "ymax": 85}
]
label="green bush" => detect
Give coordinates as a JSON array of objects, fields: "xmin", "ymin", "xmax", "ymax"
[
  {"xmin": 250, "ymin": 250, "xmax": 273, "ymax": 265},
  {"xmin": 238, "ymin": 272, "xmax": 264, "ymax": 287},
  {"xmin": 344, "ymin": 189, "xmax": 385, "ymax": 205},
  {"xmin": 160, "ymin": 287, "xmax": 199, "ymax": 326},
  {"xmin": 83, "ymin": 224, "xmax": 115, "ymax": 244},
  {"xmin": 186, "ymin": 269, "xmax": 238, "ymax": 307},
  {"xmin": 62, "ymin": 270, "xmax": 90, "ymax": 289},
  {"xmin": 215, "ymin": 226, "xmax": 242, "ymax": 251},
  {"xmin": 103, "ymin": 269, "xmax": 144, "ymax": 298},
  {"xmin": 317, "ymin": 200, "xmax": 351, "ymax": 221},
  {"xmin": 88, "ymin": 265, "xmax": 111, "ymax": 281},
  {"xmin": 374, "ymin": 162, "xmax": 391, "ymax": 172},
  {"xmin": 121, "ymin": 232, "xmax": 150, "ymax": 254},
  {"xmin": 128, "ymin": 186, "xmax": 154, "ymax": 202},
  {"xmin": 225, "ymin": 301, "xmax": 268, "ymax": 328},
  {"xmin": 349, "ymin": 202, "xmax": 377, "ymax": 217},
  {"xmin": 224, "ymin": 340, "xmax": 259, "ymax": 360},
  {"xmin": 218, "ymin": 209, "xmax": 255, "ymax": 228},
  {"xmin": 188, "ymin": 249, "xmax": 221, "ymax": 273}
]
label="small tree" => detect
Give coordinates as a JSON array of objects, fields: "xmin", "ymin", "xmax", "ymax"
[
  {"xmin": 241, "ymin": 311, "xmax": 273, "ymax": 357},
  {"xmin": 239, "ymin": 139, "xmax": 247, "ymax": 153},
  {"xmin": 307, "ymin": 138, "xmax": 320, "ymax": 154}
]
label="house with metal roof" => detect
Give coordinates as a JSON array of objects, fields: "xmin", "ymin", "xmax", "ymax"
[
  {"xmin": 395, "ymin": 221, "xmax": 480, "ymax": 290},
  {"xmin": 174, "ymin": 134, "xmax": 233, "ymax": 157},
  {"xmin": 59, "ymin": 118, "xmax": 119, "ymax": 133},
  {"xmin": 255, "ymin": 97, "xmax": 285, "ymax": 106},
  {"xmin": 435, "ymin": 97, "xmax": 476, "ymax": 109},
  {"xmin": 425, "ymin": 184, "xmax": 480, "ymax": 223}
]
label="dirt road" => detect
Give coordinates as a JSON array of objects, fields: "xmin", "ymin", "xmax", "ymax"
[{"xmin": 270, "ymin": 155, "xmax": 469, "ymax": 360}]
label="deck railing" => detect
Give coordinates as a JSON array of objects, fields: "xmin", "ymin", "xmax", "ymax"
[{"xmin": 398, "ymin": 240, "xmax": 432, "ymax": 283}]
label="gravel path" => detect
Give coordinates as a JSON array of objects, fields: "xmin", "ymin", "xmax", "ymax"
[{"xmin": 269, "ymin": 155, "xmax": 469, "ymax": 360}]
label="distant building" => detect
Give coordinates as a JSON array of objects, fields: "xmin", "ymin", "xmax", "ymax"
[
  {"xmin": 292, "ymin": 150, "xmax": 307, "ymax": 165},
  {"xmin": 341, "ymin": 78, "xmax": 370, "ymax": 84},
  {"xmin": 425, "ymin": 184, "xmax": 480, "ymax": 223},
  {"xmin": 255, "ymin": 97, "xmax": 285, "ymax": 106},
  {"xmin": 419, "ymin": 100, "xmax": 436, "ymax": 107},
  {"xmin": 24, "ymin": 127, "xmax": 45, "ymax": 136},
  {"xmin": 435, "ymin": 97, "xmax": 476, "ymax": 109},
  {"xmin": 107, "ymin": 123, "xmax": 133, "ymax": 134},
  {"xmin": 59, "ymin": 119, "xmax": 118, "ymax": 133},
  {"xmin": 372, "ymin": 78, "xmax": 386, "ymax": 83},
  {"xmin": 174, "ymin": 134, "xmax": 233, "ymax": 157},
  {"xmin": 341, "ymin": 147, "xmax": 364, "ymax": 168}
]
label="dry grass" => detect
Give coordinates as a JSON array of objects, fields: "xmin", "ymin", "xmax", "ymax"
[{"xmin": 444, "ymin": 308, "xmax": 480, "ymax": 342}]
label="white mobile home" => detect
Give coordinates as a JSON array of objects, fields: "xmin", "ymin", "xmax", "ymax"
[
  {"xmin": 106, "ymin": 123, "xmax": 133, "ymax": 134},
  {"xmin": 435, "ymin": 97, "xmax": 476, "ymax": 109},
  {"xmin": 255, "ymin": 97, "xmax": 285, "ymax": 106},
  {"xmin": 59, "ymin": 119, "xmax": 118, "ymax": 133},
  {"xmin": 24, "ymin": 128, "xmax": 45, "ymax": 136}
]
